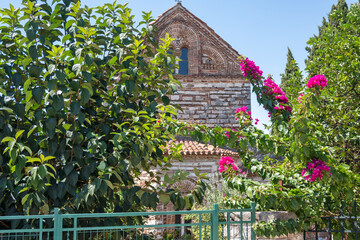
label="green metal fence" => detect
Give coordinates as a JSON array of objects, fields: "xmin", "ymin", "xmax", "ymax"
[{"xmin": 0, "ymin": 203, "xmax": 256, "ymax": 240}]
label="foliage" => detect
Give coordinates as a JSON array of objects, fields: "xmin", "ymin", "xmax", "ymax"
[
  {"xmin": 279, "ymin": 47, "xmax": 303, "ymax": 105},
  {"xmin": 305, "ymin": 0, "xmax": 349, "ymax": 68},
  {"xmin": 218, "ymin": 55, "xmax": 360, "ymax": 237},
  {"xmin": 305, "ymin": 2, "xmax": 360, "ymax": 170},
  {"xmin": 0, "ymin": 0, "xmax": 206, "ymax": 218},
  {"xmin": 210, "ymin": 4, "xmax": 360, "ymax": 236}
]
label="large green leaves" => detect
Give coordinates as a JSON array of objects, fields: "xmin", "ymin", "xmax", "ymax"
[
  {"xmin": 0, "ymin": 0, "xmax": 185, "ymax": 219},
  {"xmin": 32, "ymin": 87, "xmax": 43, "ymax": 104}
]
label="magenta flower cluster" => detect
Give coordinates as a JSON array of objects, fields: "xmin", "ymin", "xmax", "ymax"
[
  {"xmin": 302, "ymin": 159, "xmax": 331, "ymax": 182},
  {"xmin": 235, "ymin": 106, "xmax": 251, "ymax": 116},
  {"xmin": 219, "ymin": 156, "xmax": 246, "ymax": 175},
  {"xmin": 298, "ymin": 94, "xmax": 304, "ymax": 103},
  {"xmin": 264, "ymin": 78, "xmax": 292, "ymax": 113},
  {"xmin": 306, "ymin": 75, "xmax": 328, "ymax": 90},
  {"xmin": 235, "ymin": 106, "xmax": 257, "ymax": 128},
  {"xmin": 219, "ymin": 156, "xmax": 238, "ymax": 172},
  {"xmin": 234, "ymin": 106, "xmax": 260, "ymax": 126},
  {"xmin": 235, "ymin": 106, "xmax": 252, "ymax": 121},
  {"xmin": 240, "ymin": 57, "xmax": 263, "ymax": 81},
  {"xmin": 239, "ymin": 56, "xmax": 291, "ymax": 120}
]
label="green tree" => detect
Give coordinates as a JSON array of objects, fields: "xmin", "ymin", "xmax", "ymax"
[
  {"xmin": 306, "ymin": 2, "xmax": 360, "ymax": 170},
  {"xmin": 0, "ymin": 0, "xmax": 205, "ymax": 217},
  {"xmin": 329, "ymin": 0, "xmax": 349, "ymax": 27},
  {"xmin": 305, "ymin": 0, "xmax": 349, "ymax": 72},
  {"xmin": 279, "ymin": 47, "xmax": 303, "ymax": 105}
]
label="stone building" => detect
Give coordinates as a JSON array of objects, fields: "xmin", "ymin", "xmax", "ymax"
[
  {"xmin": 152, "ymin": 2, "xmax": 250, "ymax": 187},
  {"xmin": 143, "ymin": 2, "xmax": 251, "ymax": 233},
  {"xmin": 146, "ymin": 4, "xmax": 304, "ymax": 240},
  {"xmin": 153, "ymin": 2, "xmax": 250, "ymax": 128}
]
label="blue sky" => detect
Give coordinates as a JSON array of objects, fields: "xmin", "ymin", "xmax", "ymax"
[{"xmin": 1, "ymin": 0, "xmax": 358, "ymax": 130}]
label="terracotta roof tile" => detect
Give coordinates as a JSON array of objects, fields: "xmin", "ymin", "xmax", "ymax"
[{"xmin": 166, "ymin": 137, "xmax": 238, "ymax": 157}]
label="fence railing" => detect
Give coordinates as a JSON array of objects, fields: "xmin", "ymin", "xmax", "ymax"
[
  {"xmin": 304, "ymin": 201, "xmax": 360, "ymax": 240},
  {"xmin": 0, "ymin": 203, "xmax": 256, "ymax": 240}
]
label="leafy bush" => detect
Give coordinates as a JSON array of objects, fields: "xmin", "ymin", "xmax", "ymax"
[{"xmin": 0, "ymin": 0, "xmax": 205, "ymax": 217}]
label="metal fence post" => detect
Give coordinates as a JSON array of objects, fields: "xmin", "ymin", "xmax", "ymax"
[
  {"xmin": 250, "ymin": 202, "xmax": 256, "ymax": 240},
  {"xmin": 54, "ymin": 208, "xmax": 62, "ymax": 240},
  {"xmin": 211, "ymin": 204, "xmax": 219, "ymax": 240}
]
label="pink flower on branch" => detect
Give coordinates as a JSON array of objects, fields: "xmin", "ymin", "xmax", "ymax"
[
  {"xmin": 302, "ymin": 159, "xmax": 331, "ymax": 182},
  {"xmin": 235, "ymin": 106, "xmax": 249, "ymax": 114},
  {"xmin": 226, "ymin": 129, "xmax": 239, "ymax": 138},
  {"xmin": 298, "ymin": 94, "xmax": 304, "ymax": 103},
  {"xmin": 264, "ymin": 78, "xmax": 288, "ymax": 104},
  {"xmin": 239, "ymin": 56, "xmax": 292, "ymax": 120},
  {"xmin": 235, "ymin": 106, "xmax": 256, "ymax": 126},
  {"xmin": 306, "ymin": 75, "xmax": 328, "ymax": 90},
  {"xmin": 218, "ymin": 156, "xmax": 245, "ymax": 175},
  {"xmin": 239, "ymin": 57, "xmax": 263, "ymax": 81},
  {"xmin": 263, "ymin": 77, "xmax": 292, "ymax": 116}
]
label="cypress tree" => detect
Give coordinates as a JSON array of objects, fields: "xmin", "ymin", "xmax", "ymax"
[
  {"xmin": 329, "ymin": 0, "xmax": 349, "ymax": 26},
  {"xmin": 280, "ymin": 47, "xmax": 302, "ymax": 103}
]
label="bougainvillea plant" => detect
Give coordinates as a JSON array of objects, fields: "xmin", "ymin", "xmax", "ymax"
[
  {"xmin": 239, "ymin": 56, "xmax": 292, "ymax": 129},
  {"xmin": 171, "ymin": 4, "xmax": 360, "ymax": 238},
  {"xmin": 206, "ymin": 58, "xmax": 360, "ymax": 238},
  {"xmin": 301, "ymin": 159, "xmax": 331, "ymax": 182}
]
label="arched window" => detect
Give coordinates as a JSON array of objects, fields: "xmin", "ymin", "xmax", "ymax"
[{"xmin": 179, "ymin": 48, "xmax": 188, "ymax": 75}]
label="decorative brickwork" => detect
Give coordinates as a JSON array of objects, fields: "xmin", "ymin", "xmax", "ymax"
[{"xmin": 153, "ymin": 3, "xmax": 250, "ymax": 129}]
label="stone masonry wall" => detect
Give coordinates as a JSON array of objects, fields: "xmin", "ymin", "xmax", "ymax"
[{"xmin": 172, "ymin": 75, "xmax": 250, "ymax": 128}]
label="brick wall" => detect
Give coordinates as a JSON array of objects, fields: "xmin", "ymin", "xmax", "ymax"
[{"xmin": 172, "ymin": 75, "xmax": 250, "ymax": 128}]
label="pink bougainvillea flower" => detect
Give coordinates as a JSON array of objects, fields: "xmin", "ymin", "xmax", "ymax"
[
  {"xmin": 306, "ymin": 75, "xmax": 328, "ymax": 90},
  {"xmin": 274, "ymin": 105, "xmax": 284, "ymax": 110},
  {"xmin": 302, "ymin": 159, "xmax": 331, "ymax": 182},
  {"xmin": 218, "ymin": 156, "xmax": 239, "ymax": 173},
  {"xmin": 264, "ymin": 78, "xmax": 288, "ymax": 104},
  {"xmin": 235, "ymin": 106, "xmax": 248, "ymax": 114},
  {"xmin": 239, "ymin": 57, "xmax": 263, "ymax": 81},
  {"xmin": 298, "ymin": 94, "xmax": 304, "ymax": 103},
  {"xmin": 263, "ymin": 77, "xmax": 291, "ymax": 116},
  {"xmin": 285, "ymin": 105, "xmax": 292, "ymax": 113},
  {"xmin": 225, "ymin": 129, "xmax": 238, "ymax": 139}
]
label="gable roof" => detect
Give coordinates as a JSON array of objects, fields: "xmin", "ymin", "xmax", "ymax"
[{"xmin": 152, "ymin": 3, "xmax": 240, "ymax": 61}]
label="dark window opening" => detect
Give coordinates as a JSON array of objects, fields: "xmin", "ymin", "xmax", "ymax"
[{"xmin": 179, "ymin": 48, "xmax": 188, "ymax": 75}]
